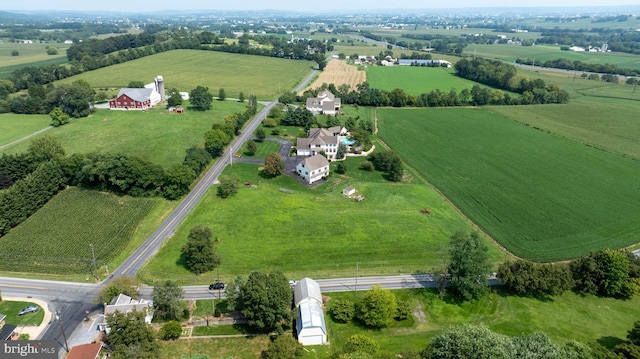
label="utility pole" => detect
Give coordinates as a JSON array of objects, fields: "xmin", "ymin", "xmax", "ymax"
[
  {"xmin": 90, "ymin": 243, "xmax": 96, "ymax": 272},
  {"xmin": 56, "ymin": 311, "xmax": 69, "ymax": 353},
  {"xmin": 217, "ymin": 268, "xmax": 222, "ymax": 299},
  {"xmin": 229, "ymin": 146, "xmax": 233, "ymax": 166},
  {"xmin": 355, "ymin": 262, "xmax": 358, "ymax": 294}
]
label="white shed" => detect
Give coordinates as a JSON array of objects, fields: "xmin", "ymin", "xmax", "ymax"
[
  {"xmin": 296, "ymin": 300, "xmax": 327, "ymax": 346},
  {"xmin": 294, "ymin": 277, "xmax": 322, "ymax": 307},
  {"xmin": 342, "ymin": 186, "xmax": 355, "ymax": 196}
]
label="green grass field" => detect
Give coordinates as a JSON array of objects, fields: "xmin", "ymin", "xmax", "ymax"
[
  {"xmin": 464, "ymin": 44, "xmax": 640, "ymax": 71},
  {"xmin": 0, "ymin": 301, "xmax": 44, "ymax": 326},
  {"xmin": 367, "ymin": 66, "xmax": 481, "ymax": 95},
  {"xmin": 1, "ymin": 101, "xmax": 252, "ymax": 166},
  {"xmin": 56, "ymin": 49, "xmax": 314, "ymax": 100},
  {"xmin": 0, "ymin": 40, "xmax": 70, "ymax": 67},
  {"xmin": 158, "ymin": 336, "xmax": 270, "ymax": 359},
  {"xmin": 239, "ymin": 140, "xmax": 280, "ymax": 158},
  {"xmin": 0, "ymin": 187, "xmax": 156, "ymax": 274},
  {"xmin": 0, "ymin": 114, "xmax": 51, "ymax": 148},
  {"xmin": 324, "ymin": 288, "xmax": 640, "ymax": 355},
  {"xmin": 377, "ymin": 107, "xmax": 640, "ymax": 262},
  {"xmin": 142, "ymin": 159, "xmax": 508, "ymax": 285}
]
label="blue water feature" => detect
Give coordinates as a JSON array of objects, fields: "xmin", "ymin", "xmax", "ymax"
[{"xmin": 340, "ymin": 137, "xmax": 356, "ymax": 146}]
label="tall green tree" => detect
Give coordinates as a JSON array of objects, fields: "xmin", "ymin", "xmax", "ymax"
[
  {"xmin": 182, "ymin": 146, "xmax": 211, "ymax": 174},
  {"xmin": 356, "ymin": 286, "xmax": 397, "ymax": 328},
  {"xmin": 27, "ymin": 135, "xmax": 66, "ymax": 164},
  {"xmin": 263, "ymin": 153, "xmax": 284, "ymax": 178},
  {"xmin": 261, "ymin": 334, "xmax": 304, "ymax": 359},
  {"xmin": 153, "ymin": 280, "xmax": 185, "ymax": 321},
  {"xmin": 162, "ymin": 164, "xmax": 195, "ymax": 200},
  {"xmin": 246, "ymin": 140, "xmax": 257, "ymax": 156},
  {"xmin": 571, "ymin": 249, "xmax": 631, "ymax": 297},
  {"xmin": 237, "ymin": 271, "xmax": 293, "ymax": 332},
  {"xmin": 204, "ymin": 129, "xmax": 230, "ymax": 158},
  {"xmin": 97, "ymin": 276, "xmax": 141, "ymax": 305},
  {"xmin": 255, "ymin": 128, "xmax": 266, "ymax": 142},
  {"xmin": 190, "ymin": 85, "xmax": 213, "ymax": 111},
  {"xmin": 105, "ymin": 310, "xmax": 158, "ymax": 359},
  {"xmin": 217, "ymin": 175, "xmax": 240, "ymax": 198},
  {"xmin": 167, "ymin": 88, "xmax": 183, "ymax": 107},
  {"xmin": 181, "ymin": 225, "xmax": 221, "ymax": 274},
  {"xmin": 447, "ymin": 231, "xmax": 491, "ymax": 301},
  {"xmin": 49, "ymin": 107, "xmax": 70, "ymax": 127},
  {"xmin": 218, "ymin": 88, "xmax": 226, "ymax": 101}
]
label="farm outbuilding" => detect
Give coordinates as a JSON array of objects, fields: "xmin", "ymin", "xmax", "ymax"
[
  {"xmin": 296, "ymin": 300, "xmax": 327, "ymax": 346},
  {"xmin": 342, "ymin": 186, "xmax": 355, "ymax": 196},
  {"xmin": 294, "ymin": 277, "xmax": 323, "ymax": 307}
]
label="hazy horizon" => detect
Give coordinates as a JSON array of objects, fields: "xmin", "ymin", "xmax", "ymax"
[{"xmin": 3, "ymin": 0, "xmax": 639, "ymax": 12}]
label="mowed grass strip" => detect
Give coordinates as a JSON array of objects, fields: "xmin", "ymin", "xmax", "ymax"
[
  {"xmin": 377, "ymin": 107, "xmax": 640, "ymax": 262},
  {"xmin": 56, "ymin": 49, "xmax": 315, "ymax": 100},
  {"xmin": 143, "ymin": 159, "xmax": 506, "ymax": 284},
  {"xmin": 158, "ymin": 336, "xmax": 270, "ymax": 359},
  {"xmin": 1, "ymin": 101, "xmax": 251, "ymax": 166},
  {"xmin": 367, "ymin": 66, "xmax": 480, "ymax": 95},
  {"xmin": 0, "ymin": 187, "xmax": 156, "ymax": 274},
  {"xmin": 326, "ymin": 288, "xmax": 640, "ymax": 354},
  {"xmin": 0, "ymin": 114, "xmax": 51, "ymax": 148}
]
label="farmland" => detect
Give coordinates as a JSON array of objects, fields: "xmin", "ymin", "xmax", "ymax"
[
  {"xmin": 377, "ymin": 107, "xmax": 640, "ymax": 262},
  {"xmin": 300, "ymin": 59, "xmax": 366, "ymax": 94},
  {"xmin": 1, "ymin": 101, "xmax": 252, "ymax": 166},
  {"xmin": 464, "ymin": 44, "xmax": 640, "ymax": 71},
  {"xmin": 56, "ymin": 50, "xmax": 315, "ymax": 100},
  {"xmin": 367, "ymin": 66, "xmax": 481, "ymax": 95},
  {"xmin": 0, "ymin": 187, "xmax": 157, "ymax": 275},
  {"xmin": 141, "ymin": 160, "xmax": 508, "ymax": 284},
  {"xmin": 0, "ymin": 40, "xmax": 70, "ymax": 79}
]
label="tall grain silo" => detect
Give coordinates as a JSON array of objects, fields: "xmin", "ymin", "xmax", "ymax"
[{"xmin": 154, "ymin": 75, "xmax": 166, "ymax": 100}]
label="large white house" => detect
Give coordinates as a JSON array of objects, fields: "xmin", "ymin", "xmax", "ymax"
[
  {"xmin": 296, "ymin": 126, "xmax": 347, "ymax": 161},
  {"xmin": 103, "ymin": 293, "xmax": 154, "ymax": 325},
  {"xmin": 296, "ymin": 155, "xmax": 330, "ymax": 184},
  {"xmin": 306, "ymin": 90, "xmax": 341, "ymax": 115},
  {"xmin": 294, "ymin": 278, "xmax": 327, "ymax": 346}
]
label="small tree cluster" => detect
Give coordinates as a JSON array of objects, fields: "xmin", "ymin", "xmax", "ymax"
[
  {"xmin": 97, "ymin": 276, "xmax": 141, "ymax": 305},
  {"xmin": 570, "ymin": 249, "xmax": 638, "ymax": 298},
  {"xmin": 181, "ymin": 225, "xmax": 221, "ymax": 274},
  {"xmin": 104, "ymin": 310, "xmax": 158, "ymax": 359},
  {"xmin": 235, "ymin": 271, "xmax": 293, "ymax": 333},
  {"xmin": 159, "ymin": 321, "xmax": 182, "ymax": 340},
  {"xmin": 366, "ymin": 151, "xmax": 403, "ymax": 182},
  {"xmin": 447, "ymin": 231, "xmax": 491, "ymax": 302},
  {"xmin": 497, "ymin": 260, "xmax": 573, "ymax": 297},
  {"xmin": 190, "ymin": 85, "xmax": 213, "ymax": 111},
  {"xmin": 261, "ymin": 334, "xmax": 304, "ymax": 359},
  {"xmin": 153, "ymin": 280, "xmax": 185, "ymax": 321},
  {"xmin": 217, "ymin": 175, "xmax": 240, "ymax": 198},
  {"xmin": 263, "ymin": 153, "xmax": 284, "ymax": 178}
]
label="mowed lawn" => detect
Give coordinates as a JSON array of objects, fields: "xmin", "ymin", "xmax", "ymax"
[
  {"xmin": 1, "ymin": 101, "xmax": 250, "ymax": 166},
  {"xmin": 367, "ymin": 66, "xmax": 480, "ymax": 95},
  {"xmin": 0, "ymin": 187, "xmax": 157, "ymax": 275},
  {"xmin": 324, "ymin": 288, "xmax": 640, "ymax": 355},
  {"xmin": 0, "ymin": 114, "xmax": 51, "ymax": 148},
  {"xmin": 377, "ymin": 108, "xmax": 640, "ymax": 262},
  {"xmin": 143, "ymin": 159, "xmax": 508, "ymax": 284},
  {"xmin": 56, "ymin": 49, "xmax": 315, "ymax": 100}
]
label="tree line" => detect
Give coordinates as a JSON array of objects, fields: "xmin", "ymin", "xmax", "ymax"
[
  {"xmin": 536, "ymin": 28, "xmax": 640, "ymax": 55},
  {"xmin": 517, "ymin": 57, "xmax": 640, "ymax": 77}
]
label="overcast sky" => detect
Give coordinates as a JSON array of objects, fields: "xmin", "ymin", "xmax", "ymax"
[{"xmin": 3, "ymin": 0, "xmax": 639, "ymax": 12}]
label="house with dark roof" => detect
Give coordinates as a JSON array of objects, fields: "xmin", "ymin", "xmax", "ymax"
[
  {"xmin": 0, "ymin": 313, "xmax": 17, "ymax": 341},
  {"xmin": 305, "ymin": 90, "xmax": 341, "ymax": 115},
  {"xmin": 296, "ymin": 155, "xmax": 330, "ymax": 184}
]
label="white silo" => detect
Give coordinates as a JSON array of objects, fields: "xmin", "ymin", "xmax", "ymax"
[{"xmin": 154, "ymin": 75, "xmax": 166, "ymax": 100}]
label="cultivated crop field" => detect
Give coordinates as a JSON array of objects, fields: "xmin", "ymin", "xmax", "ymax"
[
  {"xmin": 378, "ymin": 107, "xmax": 640, "ymax": 262},
  {"xmin": 367, "ymin": 66, "xmax": 481, "ymax": 95},
  {"xmin": 142, "ymin": 160, "xmax": 508, "ymax": 284},
  {"xmin": 0, "ymin": 40, "xmax": 70, "ymax": 67},
  {"xmin": 464, "ymin": 44, "xmax": 640, "ymax": 71},
  {"xmin": 301, "ymin": 59, "xmax": 366, "ymax": 94},
  {"xmin": 56, "ymin": 49, "xmax": 314, "ymax": 100},
  {"xmin": 1, "ymin": 101, "xmax": 252, "ymax": 166},
  {"xmin": 0, "ymin": 188, "xmax": 156, "ymax": 275}
]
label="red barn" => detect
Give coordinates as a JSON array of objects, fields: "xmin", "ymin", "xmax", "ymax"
[{"xmin": 109, "ymin": 88, "xmax": 161, "ymax": 110}]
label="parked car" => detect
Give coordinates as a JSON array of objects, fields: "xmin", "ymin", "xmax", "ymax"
[
  {"xmin": 18, "ymin": 306, "xmax": 39, "ymax": 316},
  {"xmin": 209, "ymin": 282, "xmax": 224, "ymax": 290}
]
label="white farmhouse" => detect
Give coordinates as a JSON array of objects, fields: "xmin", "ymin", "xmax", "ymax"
[
  {"xmin": 296, "ymin": 126, "xmax": 347, "ymax": 161},
  {"xmin": 296, "ymin": 155, "xmax": 330, "ymax": 184},
  {"xmin": 306, "ymin": 90, "xmax": 341, "ymax": 115}
]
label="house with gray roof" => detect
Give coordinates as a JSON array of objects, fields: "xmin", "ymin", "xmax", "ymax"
[
  {"xmin": 296, "ymin": 155, "xmax": 330, "ymax": 184},
  {"xmin": 108, "ymin": 75, "xmax": 165, "ymax": 110},
  {"xmin": 306, "ymin": 90, "xmax": 341, "ymax": 115},
  {"xmin": 293, "ymin": 278, "xmax": 327, "ymax": 346},
  {"xmin": 296, "ymin": 126, "xmax": 346, "ymax": 161},
  {"xmin": 104, "ymin": 293, "xmax": 153, "ymax": 324}
]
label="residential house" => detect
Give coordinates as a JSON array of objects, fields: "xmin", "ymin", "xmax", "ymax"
[
  {"xmin": 296, "ymin": 126, "xmax": 346, "ymax": 161},
  {"xmin": 103, "ymin": 293, "xmax": 153, "ymax": 325},
  {"xmin": 305, "ymin": 90, "xmax": 341, "ymax": 115},
  {"xmin": 66, "ymin": 343, "xmax": 102, "ymax": 359},
  {"xmin": 296, "ymin": 155, "xmax": 330, "ymax": 185},
  {"xmin": 0, "ymin": 313, "xmax": 17, "ymax": 341},
  {"xmin": 293, "ymin": 278, "xmax": 327, "ymax": 346}
]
